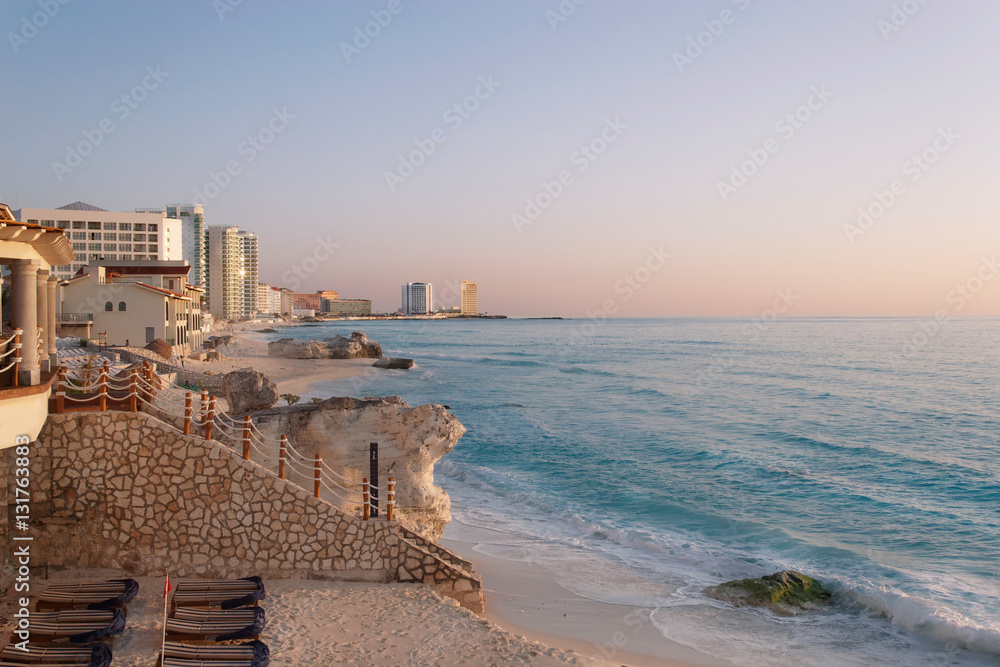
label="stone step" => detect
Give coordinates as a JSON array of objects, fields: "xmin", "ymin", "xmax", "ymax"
[{"xmin": 398, "ymin": 526, "xmax": 473, "ymax": 571}]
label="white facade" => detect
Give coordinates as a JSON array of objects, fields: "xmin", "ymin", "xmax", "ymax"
[
  {"xmin": 239, "ymin": 231, "xmax": 258, "ymax": 318},
  {"xmin": 165, "ymin": 204, "xmax": 207, "ymax": 288},
  {"xmin": 206, "ymin": 225, "xmax": 244, "ymax": 321},
  {"xmin": 401, "ymin": 282, "xmax": 433, "ymax": 315},
  {"xmin": 17, "ymin": 202, "xmax": 173, "ymax": 281}
]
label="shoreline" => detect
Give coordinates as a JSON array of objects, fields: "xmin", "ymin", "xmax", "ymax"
[{"xmin": 193, "ymin": 323, "xmax": 716, "ymax": 664}]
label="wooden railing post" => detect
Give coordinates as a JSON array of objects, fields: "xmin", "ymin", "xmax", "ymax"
[
  {"xmin": 200, "ymin": 390, "xmax": 209, "ymax": 422},
  {"xmin": 55, "ymin": 366, "xmax": 65, "ymax": 413},
  {"xmin": 242, "ymin": 415, "xmax": 251, "ymax": 460},
  {"xmin": 204, "ymin": 396, "xmax": 215, "ymax": 440},
  {"xmin": 99, "ymin": 360, "xmax": 109, "ymax": 411},
  {"xmin": 129, "ymin": 367, "xmax": 138, "ymax": 412},
  {"xmin": 387, "ymin": 477, "xmax": 395, "ymax": 522},
  {"xmin": 278, "ymin": 436, "xmax": 287, "ymax": 479},
  {"xmin": 362, "ymin": 478, "xmax": 370, "ymax": 521},
  {"xmin": 183, "ymin": 392, "xmax": 192, "ymax": 435},
  {"xmin": 313, "ymin": 454, "xmax": 322, "ymax": 499}
]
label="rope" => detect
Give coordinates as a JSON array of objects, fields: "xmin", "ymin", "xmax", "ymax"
[
  {"xmin": 319, "ymin": 479, "xmax": 365, "ymax": 505},
  {"xmin": 0, "ymin": 358, "xmax": 20, "ymax": 373},
  {"xmin": 320, "ymin": 461, "xmax": 366, "ymax": 488},
  {"xmin": 320, "ymin": 470, "xmax": 365, "ymax": 496},
  {"xmin": 0, "ymin": 343, "xmax": 21, "ymax": 359}
]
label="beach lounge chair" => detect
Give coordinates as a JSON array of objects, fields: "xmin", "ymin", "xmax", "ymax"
[
  {"xmin": 36, "ymin": 579, "xmax": 139, "ymax": 610},
  {"xmin": 161, "ymin": 640, "xmax": 269, "ymax": 667},
  {"xmin": 0, "ymin": 643, "xmax": 112, "ymax": 666},
  {"xmin": 27, "ymin": 609, "xmax": 126, "ymax": 644},
  {"xmin": 172, "ymin": 577, "xmax": 265, "ymax": 610},
  {"xmin": 165, "ymin": 607, "xmax": 265, "ymax": 642}
]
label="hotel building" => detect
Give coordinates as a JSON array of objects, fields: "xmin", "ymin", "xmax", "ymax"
[
  {"xmin": 238, "ymin": 231, "xmax": 258, "ymax": 318},
  {"xmin": 401, "ymin": 282, "xmax": 433, "ymax": 315},
  {"xmin": 16, "ymin": 202, "xmax": 181, "ymax": 281},
  {"xmin": 205, "ymin": 225, "xmax": 244, "ymax": 320},
  {"xmin": 164, "ymin": 204, "xmax": 207, "ymax": 288},
  {"xmin": 461, "ymin": 280, "xmax": 477, "ymax": 315}
]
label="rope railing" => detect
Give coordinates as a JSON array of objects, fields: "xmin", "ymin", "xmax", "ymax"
[{"xmin": 53, "ymin": 361, "xmax": 396, "ymax": 521}]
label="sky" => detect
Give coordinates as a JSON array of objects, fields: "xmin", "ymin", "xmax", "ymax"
[{"xmin": 2, "ymin": 0, "xmax": 999, "ymax": 317}]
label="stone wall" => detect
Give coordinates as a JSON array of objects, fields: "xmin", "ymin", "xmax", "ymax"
[
  {"xmin": 32, "ymin": 412, "xmax": 397, "ymax": 579},
  {"xmin": 10, "ymin": 410, "xmax": 486, "ymax": 611}
]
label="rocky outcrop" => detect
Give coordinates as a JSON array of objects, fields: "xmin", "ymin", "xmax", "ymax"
[
  {"xmin": 252, "ymin": 396, "xmax": 465, "ymax": 541},
  {"xmin": 373, "ymin": 357, "xmax": 414, "ymax": 370},
  {"xmin": 223, "ymin": 368, "xmax": 279, "ymax": 413},
  {"xmin": 145, "ymin": 338, "xmax": 172, "ymax": 360},
  {"xmin": 267, "ymin": 332, "xmax": 382, "ymax": 360},
  {"xmin": 704, "ymin": 571, "xmax": 832, "ymax": 616}
]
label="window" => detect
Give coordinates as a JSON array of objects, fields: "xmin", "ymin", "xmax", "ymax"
[
  {"xmin": 119, "ymin": 223, "xmax": 131, "ymax": 231},
  {"xmin": 88, "ymin": 243, "xmax": 101, "ymax": 251},
  {"xmin": 133, "ymin": 233, "xmax": 146, "ymax": 242},
  {"xmin": 104, "ymin": 233, "xmax": 117, "ymax": 241},
  {"xmin": 103, "ymin": 222, "xmax": 117, "ymax": 230},
  {"xmin": 103, "ymin": 244, "xmax": 117, "ymax": 252},
  {"xmin": 89, "ymin": 232, "xmax": 101, "ymax": 240},
  {"xmin": 119, "ymin": 233, "xmax": 131, "ymax": 241},
  {"xmin": 149, "ymin": 223, "xmax": 158, "ymax": 232},
  {"xmin": 72, "ymin": 221, "xmax": 85, "ymax": 229},
  {"xmin": 119, "ymin": 244, "xmax": 132, "ymax": 252},
  {"xmin": 57, "ymin": 221, "xmax": 70, "ymax": 229},
  {"xmin": 118, "ymin": 302, "xmax": 127, "ymax": 312},
  {"xmin": 148, "ymin": 244, "xmax": 158, "ymax": 253},
  {"xmin": 87, "ymin": 222, "xmax": 101, "ymax": 230},
  {"xmin": 134, "ymin": 223, "xmax": 146, "ymax": 232},
  {"xmin": 105, "ymin": 302, "xmax": 113, "ymax": 311},
  {"xmin": 71, "ymin": 232, "xmax": 85, "ymax": 240},
  {"xmin": 71, "ymin": 242, "xmax": 86, "ymax": 251}
]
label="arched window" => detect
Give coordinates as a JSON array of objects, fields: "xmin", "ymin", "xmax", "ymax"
[
  {"xmin": 118, "ymin": 301, "xmax": 126, "ymax": 311},
  {"xmin": 104, "ymin": 301, "xmax": 113, "ymax": 311}
]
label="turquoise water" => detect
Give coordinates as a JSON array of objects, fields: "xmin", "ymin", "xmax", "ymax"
[{"xmin": 271, "ymin": 318, "xmax": 999, "ymax": 665}]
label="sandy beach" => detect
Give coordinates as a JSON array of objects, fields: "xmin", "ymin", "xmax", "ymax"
[
  {"xmin": 1, "ymin": 569, "xmax": 611, "ymax": 666},
  {"xmin": 184, "ymin": 325, "xmax": 381, "ymax": 400}
]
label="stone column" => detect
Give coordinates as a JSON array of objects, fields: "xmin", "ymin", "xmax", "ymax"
[
  {"xmin": 47, "ymin": 275, "xmax": 58, "ymax": 362},
  {"xmin": 9, "ymin": 260, "xmax": 40, "ymax": 385},
  {"xmin": 35, "ymin": 269, "xmax": 49, "ymax": 373}
]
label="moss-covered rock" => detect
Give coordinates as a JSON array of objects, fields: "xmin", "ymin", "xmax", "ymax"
[{"xmin": 703, "ymin": 570, "xmax": 832, "ymax": 616}]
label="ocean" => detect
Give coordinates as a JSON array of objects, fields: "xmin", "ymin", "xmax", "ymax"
[{"xmin": 266, "ymin": 318, "xmax": 999, "ymax": 666}]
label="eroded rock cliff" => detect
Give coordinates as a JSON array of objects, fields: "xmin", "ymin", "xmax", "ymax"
[{"xmin": 252, "ymin": 396, "xmax": 465, "ymax": 541}]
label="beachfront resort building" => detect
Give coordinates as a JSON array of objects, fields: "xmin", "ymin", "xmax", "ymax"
[
  {"xmin": 321, "ymin": 298, "xmax": 373, "ymax": 316},
  {"xmin": 401, "ymin": 282, "xmax": 433, "ymax": 315},
  {"xmin": 16, "ymin": 202, "xmax": 181, "ymax": 281},
  {"xmin": 238, "ymin": 231, "xmax": 259, "ymax": 318},
  {"xmin": 205, "ymin": 225, "xmax": 244, "ymax": 320},
  {"xmin": 461, "ymin": 280, "xmax": 477, "ymax": 315},
  {"xmin": 59, "ymin": 260, "xmax": 204, "ymax": 354},
  {"xmin": 0, "ymin": 202, "xmax": 74, "ymax": 444},
  {"xmin": 165, "ymin": 204, "xmax": 207, "ymax": 288}
]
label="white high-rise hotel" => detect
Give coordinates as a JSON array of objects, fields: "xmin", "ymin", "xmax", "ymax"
[
  {"xmin": 401, "ymin": 282, "xmax": 433, "ymax": 315},
  {"xmin": 16, "ymin": 202, "xmax": 181, "ymax": 281}
]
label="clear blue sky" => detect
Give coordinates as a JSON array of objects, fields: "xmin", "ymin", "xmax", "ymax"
[{"xmin": 3, "ymin": 1, "xmax": 999, "ymax": 316}]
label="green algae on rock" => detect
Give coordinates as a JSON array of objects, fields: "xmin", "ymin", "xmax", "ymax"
[{"xmin": 703, "ymin": 570, "xmax": 832, "ymax": 616}]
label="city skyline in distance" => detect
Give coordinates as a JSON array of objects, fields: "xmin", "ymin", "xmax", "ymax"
[{"xmin": 3, "ymin": 1, "xmax": 999, "ymax": 317}]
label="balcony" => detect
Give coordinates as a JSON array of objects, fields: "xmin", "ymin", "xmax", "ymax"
[{"xmin": 58, "ymin": 312, "xmax": 94, "ymax": 323}]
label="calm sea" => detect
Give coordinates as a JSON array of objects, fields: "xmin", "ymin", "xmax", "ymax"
[{"xmin": 267, "ymin": 318, "xmax": 999, "ymax": 666}]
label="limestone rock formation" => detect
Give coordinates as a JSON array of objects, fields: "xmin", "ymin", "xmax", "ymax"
[
  {"xmin": 373, "ymin": 357, "xmax": 414, "ymax": 369},
  {"xmin": 267, "ymin": 332, "xmax": 382, "ymax": 360},
  {"xmin": 703, "ymin": 570, "xmax": 832, "ymax": 616},
  {"xmin": 144, "ymin": 338, "xmax": 172, "ymax": 360},
  {"xmin": 253, "ymin": 396, "xmax": 465, "ymax": 541},
  {"xmin": 325, "ymin": 332, "xmax": 382, "ymax": 359},
  {"xmin": 223, "ymin": 368, "xmax": 279, "ymax": 413}
]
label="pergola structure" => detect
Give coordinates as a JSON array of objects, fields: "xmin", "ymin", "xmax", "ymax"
[{"xmin": 0, "ymin": 202, "xmax": 74, "ymax": 446}]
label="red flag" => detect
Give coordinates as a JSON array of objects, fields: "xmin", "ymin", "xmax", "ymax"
[{"xmin": 164, "ymin": 574, "xmax": 171, "ymax": 598}]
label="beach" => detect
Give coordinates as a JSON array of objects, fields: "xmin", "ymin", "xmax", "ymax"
[{"xmin": 1, "ymin": 570, "xmax": 611, "ymax": 666}]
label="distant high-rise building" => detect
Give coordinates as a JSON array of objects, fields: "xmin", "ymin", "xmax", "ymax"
[
  {"xmin": 461, "ymin": 280, "xmax": 477, "ymax": 315},
  {"xmin": 16, "ymin": 201, "xmax": 179, "ymax": 280},
  {"xmin": 258, "ymin": 283, "xmax": 275, "ymax": 315},
  {"xmin": 238, "ymin": 231, "xmax": 258, "ymax": 318},
  {"xmin": 401, "ymin": 282, "xmax": 433, "ymax": 315},
  {"xmin": 165, "ymin": 204, "xmax": 207, "ymax": 288},
  {"xmin": 205, "ymin": 225, "xmax": 244, "ymax": 320}
]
